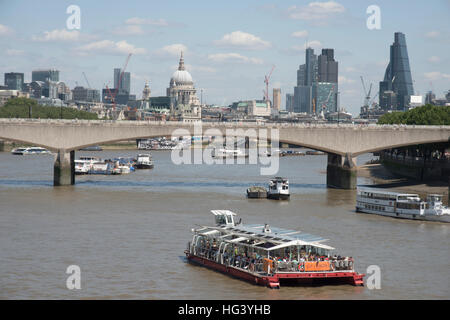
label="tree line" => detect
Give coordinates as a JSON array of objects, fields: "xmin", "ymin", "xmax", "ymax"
[
  {"xmin": 377, "ymin": 104, "xmax": 450, "ymax": 125},
  {"xmin": 0, "ymin": 97, "xmax": 98, "ymax": 120}
]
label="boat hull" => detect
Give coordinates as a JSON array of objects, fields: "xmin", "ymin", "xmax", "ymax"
[
  {"xmin": 185, "ymin": 253, "xmax": 364, "ymax": 288},
  {"xmin": 267, "ymin": 193, "xmax": 290, "ymax": 200},
  {"xmin": 247, "ymin": 190, "xmax": 267, "ymax": 199},
  {"xmin": 356, "ymin": 207, "xmax": 450, "ymax": 223},
  {"xmin": 135, "ymin": 164, "xmax": 154, "ymax": 169}
]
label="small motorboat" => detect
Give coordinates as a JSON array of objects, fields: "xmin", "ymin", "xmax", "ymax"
[
  {"xmin": 135, "ymin": 153, "xmax": 154, "ymax": 169},
  {"xmin": 267, "ymin": 177, "xmax": 290, "ymax": 200}
]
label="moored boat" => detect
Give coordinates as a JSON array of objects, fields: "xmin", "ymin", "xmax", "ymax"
[
  {"xmin": 75, "ymin": 156, "xmax": 101, "ymax": 174},
  {"xmin": 267, "ymin": 177, "xmax": 290, "ymax": 200},
  {"xmin": 356, "ymin": 187, "xmax": 450, "ymax": 223},
  {"xmin": 185, "ymin": 210, "xmax": 364, "ymax": 289},
  {"xmin": 11, "ymin": 147, "xmax": 50, "ymax": 155},
  {"xmin": 135, "ymin": 153, "xmax": 154, "ymax": 169},
  {"xmin": 213, "ymin": 148, "xmax": 248, "ymax": 158}
]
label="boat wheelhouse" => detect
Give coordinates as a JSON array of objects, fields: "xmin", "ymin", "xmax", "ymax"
[
  {"xmin": 356, "ymin": 187, "xmax": 450, "ymax": 223},
  {"xmin": 267, "ymin": 177, "xmax": 290, "ymax": 200},
  {"xmin": 185, "ymin": 210, "xmax": 364, "ymax": 289}
]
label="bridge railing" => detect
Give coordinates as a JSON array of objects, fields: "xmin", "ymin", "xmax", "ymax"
[{"xmin": 1, "ymin": 118, "xmax": 449, "ymax": 130}]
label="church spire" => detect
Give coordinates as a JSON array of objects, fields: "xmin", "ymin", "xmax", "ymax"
[{"xmin": 178, "ymin": 51, "xmax": 185, "ymax": 71}]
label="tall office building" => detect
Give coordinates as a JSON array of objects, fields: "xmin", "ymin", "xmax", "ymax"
[
  {"xmin": 272, "ymin": 88, "xmax": 281, "ymax": 111},
  {"xmin": 114, "ymin": 68, "xmax": 131, "ymax": 94},
  {"xmin": 293, "ymin": 47, "xmax": 338, "ymax": 114},
  {"xmin": 318, "ymin": 49, "xmax": 338, "ymax": 83},
  {"xmin": 285, "ymin": 93, "xmax": 294, "ymax": 112},
  {"xmin": 379, "ymin": 32, "xmax": 414, "ymax": 111},
  {"xmin": 4, "ymin": 72, "xmax": 24, "ymax": 91},
  {"xmin": 32, "ymin": 69, "xmax": 59, "ymax": 82},
  {"xmin": 297, "ymin": 64, "xmax": 306, "ymax": 86},
  {"xmin": 304, "ymin": 48, "xmax": 318, "ymax": 86}
]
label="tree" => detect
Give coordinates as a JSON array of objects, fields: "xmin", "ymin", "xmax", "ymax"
[{"xmin": 378, "ymin": 104, "xmax": 450, "ymax": 125}]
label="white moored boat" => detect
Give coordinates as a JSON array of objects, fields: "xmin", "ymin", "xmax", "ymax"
[
  {"xmin": 11, "ymin": 147, "xmax": 50, "ymax": 155},
  {"xmin": 356, "ymin": 187, "xmax": 450, "ymax": 223},
  {"xmin": 213, "ymin": 148, "xmax": 247, "ymax": 158},
  {"xmin": 135, "ymin": 154, "xmax": 154, "ymax": 169},
  {"xmin": 267, "ymin": 177, "xmax": 290, "ymax": 200}
]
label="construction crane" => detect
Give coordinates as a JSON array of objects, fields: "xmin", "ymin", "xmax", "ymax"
[
  {"xmin": 105, "ymin": 53, "xmax": 133, "ymax": 110},
  {"xmin": 263, "ymin": 65, "xmax": 275, "ymax": 102},
  {"xmin": 320, "ymin": 84, "xmax": 335, "ymax": 113},
  {"xmin": 360, "ymin": 76, "xmax": 373, "ymax": 107},
  {"xmin": 368, "ymin": 92, "xmax": 379, "ymax": 106},
  {"xmin": 82, "ymin": 72, "xmax": 92, "ymax": 89}
]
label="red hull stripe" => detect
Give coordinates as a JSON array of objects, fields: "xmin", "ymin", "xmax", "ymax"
[{"xmin": 186, "ymin": 254, "xmax": 364, "ymax": 287}]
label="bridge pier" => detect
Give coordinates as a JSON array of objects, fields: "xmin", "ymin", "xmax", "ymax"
[
  {"xmin": 326, "ymin": 153, "xmax": 357, "ymax": 189},
  {"xmin": 53, "ymin": 149, "xmax": 75, "ymax": 186}
]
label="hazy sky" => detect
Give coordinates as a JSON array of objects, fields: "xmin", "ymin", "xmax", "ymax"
[{"xmin": 1, "ymin": 0, "xmax": 449, "ymax": 115}]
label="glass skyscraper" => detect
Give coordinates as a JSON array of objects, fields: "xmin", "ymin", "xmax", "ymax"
[
  {"xmin": 293, "ymin": 47, "xmax": 338, "ymax": 114},
  {"xmin": 114, "ymin": 68, "xmax": 131, "ymax": 94},
  {"xmin": 379, "ymin": 32, "xmax": 414, "ymax": 110},
  {"xmin": 4, "ymin": 72, "xmax": 24, "ymax": 91},
  {"xmin": 32, "ymin": 69, "xmax": 59, "ymax": 82}
]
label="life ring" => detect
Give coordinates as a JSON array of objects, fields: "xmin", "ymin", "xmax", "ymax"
[{"xmin": 298, "ymin": 263, "xmax": 304, "ymax": 271}]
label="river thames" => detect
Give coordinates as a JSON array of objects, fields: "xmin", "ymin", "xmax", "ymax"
[{"xmin": 0, "ymin": 150, "xmax": 448, "ymax": 299}]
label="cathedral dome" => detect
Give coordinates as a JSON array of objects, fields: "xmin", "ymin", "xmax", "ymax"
[
  {"xmin": 170, "ymin": 51, "xmax": 193, "ymax": 86},
  {"xmin": 171, "ymin": 69, "xmax": 193, "ymax": 85}
]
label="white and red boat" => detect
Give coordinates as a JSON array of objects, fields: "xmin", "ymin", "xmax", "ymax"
[{"xmin": 185, "ymin": 210, "xmax": 364, "ymax": 289}]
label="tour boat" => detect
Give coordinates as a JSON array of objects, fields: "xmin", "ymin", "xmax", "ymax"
[
  {"xmin": 11, "ymin": 147, "xmax": 50, "ymax": 155},
  {"xmin": 185, "ymin": 210, "xmax": 364, "ymax": 289},
  {"xmin": 79, "ymin": 145, "xmax": 102, "ymax": 151},
  {"xmin": 356, "ymin": 187, "xmax": 450, "ymax": 223},
  {"xmin": 135, "ymin": 153, "xmax": 154, "ymax": 169},
  {"xmin": 267, "ymin": 177, "xmax": 290, "ymax": 200}
]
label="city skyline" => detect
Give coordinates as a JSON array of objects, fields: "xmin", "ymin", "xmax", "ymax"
[{"xmin": 0, "ymin": 0, "xmax": 449, "ymax": 115}]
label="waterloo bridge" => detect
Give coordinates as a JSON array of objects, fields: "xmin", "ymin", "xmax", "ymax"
[{"xmin": 0, "ymin": 119, "xmax": 449, "ymax": 189}]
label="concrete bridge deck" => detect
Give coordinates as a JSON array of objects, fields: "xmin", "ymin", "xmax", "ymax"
[{"xmin": 0, "ymin": 119, "xmax": 449, "ymax": 188}]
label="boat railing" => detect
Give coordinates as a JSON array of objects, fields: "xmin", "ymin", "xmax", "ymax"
[
  {"xmin": 190, "ymin": 243, "xmax": 355, "ymax": 274},
  {"xmin": 272, "ymin": 259, "xmax": 354, "ymax": 273}
]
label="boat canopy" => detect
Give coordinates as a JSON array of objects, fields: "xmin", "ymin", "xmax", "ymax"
[
  {"xmin": 195, "ymin": 218, "xmax": 334, "ymax": 251},
  {"xmin": 211, "ymin": 210, "xmax": 237, "ymax": 217}
]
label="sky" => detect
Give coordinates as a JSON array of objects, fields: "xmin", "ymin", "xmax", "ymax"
[{"xmin": 0, "ymin": 0, "xmax": 449, "ymax": 115}]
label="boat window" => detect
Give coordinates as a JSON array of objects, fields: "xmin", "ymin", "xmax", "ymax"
[{"xmin": 215, "ymin": 215, "xmax": 226, "ymax": 225}]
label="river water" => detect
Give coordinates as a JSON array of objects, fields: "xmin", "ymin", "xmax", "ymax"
[{"xmin": 0, "ymin": 150, "xmax": 448, "ymax": 299}]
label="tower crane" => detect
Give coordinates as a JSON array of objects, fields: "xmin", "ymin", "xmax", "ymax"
[
  {"xmin": 360, "ymin": 76, "xmax": 373, "ymax": 107},
  {"xmin": 82, "ymin": 72, "xmax": 92, "ymax": 89},
  {"xmin": 263, "ymin": 65, "xmax": 275, "ymax": 102}
]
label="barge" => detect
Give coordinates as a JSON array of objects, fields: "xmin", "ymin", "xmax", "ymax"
[{"xmin": 185, "ymin": 210, "xmax": 364, "ymax": 289}]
